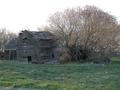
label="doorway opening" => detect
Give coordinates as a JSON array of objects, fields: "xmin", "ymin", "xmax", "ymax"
[
  {"xmin": 52, "ymin": 53, "xmax": 54, "ymax": 58},
  {"xmin": 27, "ymin": 56, "xmax": 32, "ymax": 63}
]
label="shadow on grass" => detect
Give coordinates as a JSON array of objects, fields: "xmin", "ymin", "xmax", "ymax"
[
  {"xmin": 112, "ymin": 61, "xmax": 120, "ymax": 64},
  {"xmin": 111, "ymin": 56, "xmax": 120, "ymax": 64}
]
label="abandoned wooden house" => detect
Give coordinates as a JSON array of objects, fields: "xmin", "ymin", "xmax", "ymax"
[{"xmin": 4, "ymin": 30, "xmax": 58, "ymax": 64}]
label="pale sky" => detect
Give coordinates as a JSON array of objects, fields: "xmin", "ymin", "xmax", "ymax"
[{"xmin": 0, "ymin": 0, "xmax": 120, "ymax": 33}]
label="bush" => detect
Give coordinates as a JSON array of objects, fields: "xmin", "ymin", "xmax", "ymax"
[
  {"xmin": 87, "ymin": 56, "xmax": 111, "ymax": 64},
  {"xmin": 59, "ymin": 53, "xmax": 71, "ymax": 64}
]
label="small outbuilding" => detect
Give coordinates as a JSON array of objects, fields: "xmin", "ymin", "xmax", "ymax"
[{"xmin": 4, "ymin": 39, "xmax": 17, "ymax": 60}]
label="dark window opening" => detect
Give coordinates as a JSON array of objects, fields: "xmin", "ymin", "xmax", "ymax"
[
  {"xmin": 23, "ymin": 37, "xmax": 28, "ymax": 40},
  {"xmin": 19, "ymin": 33, "xmax": 22, "ymax": 36},
  {"xmin": 23, "ymin": 37, "xmax": 28, "ymax": 43}
]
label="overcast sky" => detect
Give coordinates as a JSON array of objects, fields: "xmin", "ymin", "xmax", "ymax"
[{"xmin": 0, "ymin": 0, "xmax": 120, "ymax": 33}]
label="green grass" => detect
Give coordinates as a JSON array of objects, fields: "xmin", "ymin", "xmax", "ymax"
[
  {"xmin": 0, "ymin": 58, "xmax": 120, "ymax": 90},
  {"xmin": 111, "ymin": 56, "xmax": 120, "ymax": 64}
]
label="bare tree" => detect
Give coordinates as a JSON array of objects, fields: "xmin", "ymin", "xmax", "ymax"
[
  {"xmin": 48, "ymin": 5, "xmax": 119, "ymax": 62},
  {"xmin": 48, "ymin": 8, "xmax": 82, "ymax": 62},
  {"xmin": 0, "ymin": 28, "xmax": 17, "ymax": 51},
  {"xmin": 49, "ymin": 8, "xmax": 81, "ymax": 47},
  {"xmin": 79, "ymin": 6, "xmax": 118, "ymax": 57}
]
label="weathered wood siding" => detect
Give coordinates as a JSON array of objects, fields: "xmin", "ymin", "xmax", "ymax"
[{"xmin": 16, "ymin": 30, "xmax": 58, "ymax": 64}]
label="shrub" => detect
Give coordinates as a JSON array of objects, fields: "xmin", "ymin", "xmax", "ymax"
[
  {"xmin": 59, "ymin": 53, "xmax": 71, "ymax": 64},
  {"xmin": 87, "ymin": 56, "xmax": 111, "ymax": 64}
]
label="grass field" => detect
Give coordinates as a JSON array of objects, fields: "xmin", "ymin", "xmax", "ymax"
[{"xmin": 0, "ymin": 58, "xmax": 120, "ymax": 90}]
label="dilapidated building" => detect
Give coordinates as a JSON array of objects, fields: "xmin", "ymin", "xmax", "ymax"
[{"xmin": 5, "ymin": 30, "xmax": 58, "ymax": 64}]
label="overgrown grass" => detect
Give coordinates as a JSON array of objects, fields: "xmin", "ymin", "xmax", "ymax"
[{"xmin": 0, "ymin": 59, "xmax": 120, "ymax": 90}]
